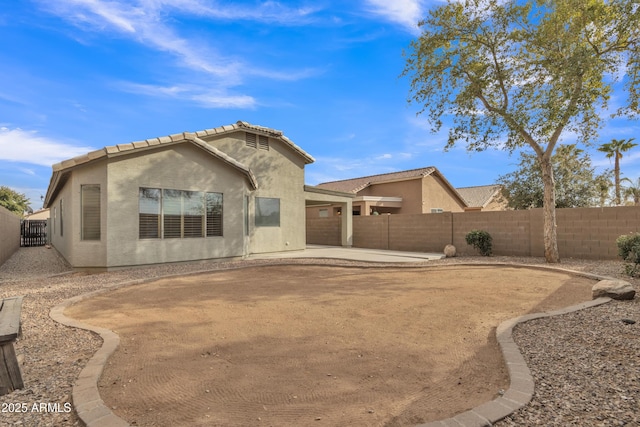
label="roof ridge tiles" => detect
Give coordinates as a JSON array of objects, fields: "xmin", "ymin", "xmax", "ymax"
[
  {"xmin": 50, "ymin": 120, "xmax": 312, "ymax": 175},
  {"xmin": 319, "ymin": 166, "xmax": 436, "ymax": 185},
  {"xmin": 456, "ymin": 184, "xmax": 500, "ymax": 190}
]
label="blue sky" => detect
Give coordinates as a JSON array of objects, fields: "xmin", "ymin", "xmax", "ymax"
[{"xmin": 1, "ymin": 0, "xmax": 639, "ymax": 210}]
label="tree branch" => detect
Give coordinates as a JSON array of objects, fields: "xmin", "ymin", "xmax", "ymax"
[
  {"xmin": 473, "ymin": 88, "xmax": 542, "ymax": 157},
  {"xmin": 547, "ymin": 74, "xmax": 584, "ymax": 158}
]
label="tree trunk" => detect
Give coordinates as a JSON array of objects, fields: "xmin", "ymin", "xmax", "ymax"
[
  {"xmin": 540, "ymin": 157, "xmax": 560, "ymax": 263},
  {"xmin": 614, "ymin": 154, "xmax": 621, "ymax": 205}
]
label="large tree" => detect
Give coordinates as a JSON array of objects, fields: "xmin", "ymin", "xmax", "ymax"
[
  {"xmin": 498, "ymin": 144, "xmax": 604, "ymax": 209},
  {"xmin": 403, "ymin": 0, "xmax": 639, "ymax": 262},
  {"xmin": 0, "ymin": 186, "xmax": 30, "ymax": 216},
  {"xmin": 597, "ymin": 138, "xmax": 637, "ymax": 205}
]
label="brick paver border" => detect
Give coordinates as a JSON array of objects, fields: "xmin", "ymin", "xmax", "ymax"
[{"xmin": 416, "ymin": 296, "xmax": 611, "ymax": 427}]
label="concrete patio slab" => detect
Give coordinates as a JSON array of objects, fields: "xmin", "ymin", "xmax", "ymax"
[{"xmin": 249, "ymin": 245, "xmax": 444, "ymax": 263}]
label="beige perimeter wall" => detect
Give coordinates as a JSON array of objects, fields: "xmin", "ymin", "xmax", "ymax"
[
  {"xmin": 306, "ymin": 206, "xmax": 640, "ymax": 260},
  {"xmin": 0, "ymin": 205, "xmax": 20, "ymax": 267}
]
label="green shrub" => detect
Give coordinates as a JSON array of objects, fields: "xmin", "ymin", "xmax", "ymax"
[
  {"xmin": 616, "ymin": 233, "xmax": 640, "ymax": 277},
  {"xmin": 465, "ymin": 230, "xmax": 493, "ymax": 256}
]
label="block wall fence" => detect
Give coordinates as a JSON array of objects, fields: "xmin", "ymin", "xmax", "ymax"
[
  {"xmin": 306, "ymin": 206, "xmax": 640, "ymax": 260},
  {"xmin": 0, "ymin": 206, "xmax": 20, "ymax": 267}
]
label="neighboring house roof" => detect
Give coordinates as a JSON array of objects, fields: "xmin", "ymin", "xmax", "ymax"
[
  {"xmin": 44, "ymin": 121, "xmax": 311, "ymax": 208},
  {"xmin": 24, "ymin": 208, "xmax": 50, "ymax": 220},
  {"xmin": 456, "ymin": 184, "xmax": 502, "ymax": 208},
  {"xmin": 316, "ymin": 167, "xmax": 438, "ymax": 193},
  {"xmin": 315, "ymin": 166, "xmax": 468, "ymax": 208}
]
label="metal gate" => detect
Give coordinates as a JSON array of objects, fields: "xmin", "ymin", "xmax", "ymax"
[{"xmin": 20, "ymin": 220, "xmax": 48, "ymax": 247}]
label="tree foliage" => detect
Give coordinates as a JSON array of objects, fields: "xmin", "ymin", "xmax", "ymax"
[
  {"xmin": 616, "ymin": 233, "xmax": 640, "ymax": 277},
  {"xmin": 0, "ymin": 186, "xmax": 30, "ymax": 216},
  {"xmin": 597, "ymin": 138, "xmax": 637, "ymax": 205},
  {"xmin": 403, "ymin": 0, "xmax": 640, "ymax": 262},
  {"xmin": 623, "ymin": 176, "xmax": 640, "ymax": 205},
  {"xmin": 498, "ymin": 144, "xmax": 606, "ymax": 209},
  {"xmin": 594, "ymin": 171, "xmax": 615, "ymax": 206}
]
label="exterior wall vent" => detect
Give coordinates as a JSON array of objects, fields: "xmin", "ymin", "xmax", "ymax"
[
  {"xmin": 258, "ymin": 135, "xmax": 269, "ymax": 150},
  {"xmin": 245, "ymin": 132, "xmax": 257, "ymax": 148}
]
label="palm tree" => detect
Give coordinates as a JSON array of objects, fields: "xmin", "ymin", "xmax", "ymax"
[
  {"xmin": 598, "ymin": 138, "xmax": 638, "ymax": 205},
  {"xmin": 623, "ymin": 177, "xmax": 640, "ymax": 206}
]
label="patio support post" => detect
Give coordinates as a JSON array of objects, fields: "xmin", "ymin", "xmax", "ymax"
[{"xmin": 341, "ymin": 200, "xmax": 353, "ymax": 247}]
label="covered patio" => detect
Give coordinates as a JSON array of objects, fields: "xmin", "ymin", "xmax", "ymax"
[{"xmin": 304, "ymin": 185, "xmax": 354, "ymax": 247}]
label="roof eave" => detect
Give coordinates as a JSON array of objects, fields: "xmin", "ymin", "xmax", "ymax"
[
  {"xmin": 196, "ymin": 121, "xmax": 315, "ymax": 164},
  {"xmin": 188, "ymin": 135, "xmax": 258, "ymax": 190},
  {"xmin": 429, "ymin": 168, "xmax": 469, "ymax": 208},
  {"xmin": 43, "ymin": 170, "xmax": 62, "ymax": 209}
]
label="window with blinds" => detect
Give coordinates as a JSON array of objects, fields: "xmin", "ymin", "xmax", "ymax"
[
  {"xmin": 162, "ymin": 189, "xmax": 183, "ymax": 238},
  {"xmin": 206, "ymin": 192, "xmax": 223, "ymax": 236},
  {"xmin": 81, "ymin": 185, "xmax": 101, "ymax": 240},
  {"xmin": 183, "ymin": 190, "xmax": 204, "ymax": 238},
  {"xmin": 139, "ymin": 188, "xmax": 223, "ymax": 239},
  {"xmin": 139, "ymin": 188, "xmax": 161, "ymax": 239}
]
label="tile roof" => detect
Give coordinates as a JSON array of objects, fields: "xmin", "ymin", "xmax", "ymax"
[
  {"xmin": 456, "ymin": 184, "xmax": 502, "ymax": 207},
  {"xmin": 51, "ymin": 121, "xmax": 313, "ymax": 173},
  {"xmin": 194, "ymin": 121, "xmax": 314, "ymax": 164},
  {"xmin": 315, "ymin": 167, "xmax": 437, "ymax": 193},
  {"xmin": 44, "ymin": 121, "xmax": 309, "ymax": 207}
]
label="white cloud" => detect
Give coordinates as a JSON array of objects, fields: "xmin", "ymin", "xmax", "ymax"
[
  {"xmin": 363, "ymin": 0, "xmax": 425, "ymax": 34},
  {"xmin": 18, "ymin": 168, "xmax": 37, "ymax": 176},
  {"xmin": 41, "ymin": 0, "xmax": 239, "ymax": 80},
  {"xmin": 0, "ymin": 127, "xmax": 95, "ymax": 166},
  {"xmin": 309, "ymin": 150, "xmax": 418, "ymax": 184},
  {"xmin": 117, "ymin": 82, "xmax": 256, "ymax": 108},
  {"xmin": 38, "ymin": 0, "xmax": 321, "ymax": 85},
  {"xmin": 153, "ymin": 0, "xmax": 321, "ymax": 24}
]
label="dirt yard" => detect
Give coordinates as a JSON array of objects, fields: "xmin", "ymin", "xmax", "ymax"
[{"xmin": 66, "ymin": 264, "xmax": 595, "ymax": 426}]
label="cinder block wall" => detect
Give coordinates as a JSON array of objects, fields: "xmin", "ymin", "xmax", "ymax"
[
  {"xmin": 354, "ymin": 215, "xmax": 389, "ymax": 249},
  {"xmin": 453, "ymin": 210, "xmax": 537, "ymax": 257},
  {"xmin": 557, "ymin": 206, "xmax": 640, "ymax": 259},
  {"xmin": 305, "ymin": 217, "xmax": 342, "ymax": 246},
  {"xmin": 306, "ymin": 206, "xmax": 640, "ymax": 260},
  {"xmin": 0, "ymin": 206, "xmax": 20, "ymax": 267},
  {"xmin": 389, "ymin": 213, "xmax": 453, "ymax": 252}
]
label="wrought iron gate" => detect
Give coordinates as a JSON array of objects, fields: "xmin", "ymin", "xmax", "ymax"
[{"xmin": 20, "ymin": 220, "xmax": 48, "ymax": 247}]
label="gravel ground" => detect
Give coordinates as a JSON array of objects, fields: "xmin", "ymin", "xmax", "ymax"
[{"xmin": 0, "ymin": 247, "xmax": 638, "ymax": 427}]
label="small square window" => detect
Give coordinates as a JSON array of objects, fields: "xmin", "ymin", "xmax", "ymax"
[{"xmin": 255, "ymin": 197, "xmax": 280, "ymax": 227}]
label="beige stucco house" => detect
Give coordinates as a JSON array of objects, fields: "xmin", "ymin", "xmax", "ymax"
[
  {"xmin": 306, "ymin": 167, "xmax": 469, "ymax": 216},
  {"xmin": 44, "ymin": 121, "xmax": 352, "ymax": 269}
]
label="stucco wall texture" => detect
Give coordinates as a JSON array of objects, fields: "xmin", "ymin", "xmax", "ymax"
[
  {"xmin": 48, "ymin": 130, "xmax": 308, "ymax": 268},
  {"xmin": 0, "ymin": 205, "xmax": 20, "ymax": 267}
]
